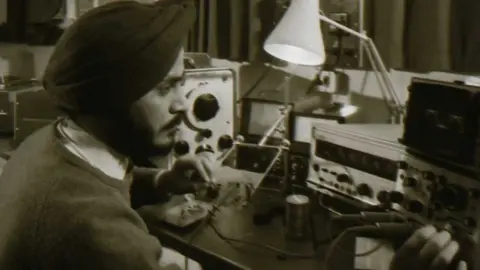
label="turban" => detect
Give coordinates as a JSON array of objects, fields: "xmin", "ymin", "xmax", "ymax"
[{"xmin": 43, "ymin": 0, "xmax": 196, "ymax": 114}]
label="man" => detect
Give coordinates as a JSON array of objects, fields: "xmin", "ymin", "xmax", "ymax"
[{"xmin": 0, "ymin": 1, "xmax": 209, "ymax": 269}]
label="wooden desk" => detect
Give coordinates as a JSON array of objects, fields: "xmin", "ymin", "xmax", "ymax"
[{"xmin": 137, "ymin": 196, "xmax": 356, "ymax": 270}]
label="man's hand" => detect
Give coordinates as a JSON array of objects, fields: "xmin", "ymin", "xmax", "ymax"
[
  {"xmin": 390, "ymin": 225, "xmax": 466, "ymax": 270},
  {"xmin": 157, "ymin": 154, "xmax": 214, "ymax": 195},
  {"xmin": 171, "ymin": 154, "xmax": 213, "ymax": 183}
]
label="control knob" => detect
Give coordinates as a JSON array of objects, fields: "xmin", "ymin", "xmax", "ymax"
[
  {"xmin": 397, "ymin": 161, "xmax": 408, "ymax": 170},
  {"xmin": 377, "ymin": 191, "xmax": 390, "ymax": 204},
  {"xmin": 388, "ymin": 191, "xmax": 404, "ymax": 204},
  {"xmin": 437, "ymin": 175, "xmax": 448, "ymax": 185},
  {"xmin": 193, "ymin": 93, "xmax": 220, "ymax": 121},
  {"xmin": 218, "ymin": 134, "xmax": 234, "ymax": 150},
  {"xmin": 356, "ymin": 183, "xmax": 373, "ymax": 198},
  {"xmin": 406, "ymin": 200, "xmax": 424, "ymax": 213},
  {"xmin": 423, "ymin": 171, "xmax": 436, "ymax": 181},
  {"xmin": 336, "ymin": 173, "xmax": 353, "ymax": 184},
  {"xmin": 199, "ymin": 129, "xmax": 213, "ymax": 139},
  {"xmin": 174, "ymin": 140, "xmax": 190, "ymax": 155},
  {"xmin": 465, "ymin": 217, "xmax": 477, "ymax": 228},
  {"xmin": 403, "ymin": 177, "xmax": 418, "ymax": 187},
  {"xmin": 195, "ymin": 144, "xmax": 214, "ymax": 154},
  {"xmin": 437, "ymin": 184, "xmax": 468, "ymax": 211}
]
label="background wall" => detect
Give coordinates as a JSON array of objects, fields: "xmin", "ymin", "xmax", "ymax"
[
  {"xmin": 0, "ymin": 0, "xmax": 473, "ymax": 106},
  {"xmin": 0, "ymin": 42, "xmax": 473, "ymax": 106}
]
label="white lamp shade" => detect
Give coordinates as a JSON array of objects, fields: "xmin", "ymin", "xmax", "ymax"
[{"xmin": 263, "ymin": 0, "xmax": 325, "ymax": 66}]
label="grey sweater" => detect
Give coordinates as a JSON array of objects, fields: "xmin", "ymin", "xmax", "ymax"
[{"xmin": 0, "ymin": 123, "xmax": 168, "ymax": 269}]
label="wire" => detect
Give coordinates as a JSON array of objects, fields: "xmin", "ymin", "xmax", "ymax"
[
  {"xmin": 323, "ymin": 225, "xmax": 379, "ymax": 270},
  {"xmin": 209, "ymin": 222, "xmax": 316, "ymax": 259},
  {"xmin": 206, "ymin": 187, "xmax": 342, "ymax": 261}
]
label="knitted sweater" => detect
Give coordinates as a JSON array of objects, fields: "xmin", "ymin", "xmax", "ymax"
[{"xmin": 0, "ymin": 122, "xmax": 168, "ymax": 269}]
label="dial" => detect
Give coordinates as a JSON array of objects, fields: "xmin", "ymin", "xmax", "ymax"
[
  {"xmin": 437, "ymin": 184, "xmax": 468, "ymax": 211},
  {"xmin": 199, "ymin": 129, "xmax": 213, "ymax": 139},
  {"xmin": 403, "ymin": 177, "xmax": 418, "ymax": 187},
  {"xmin": 193, "ymin": 93, "xmax": 220, "ymax": 121},
  {"xmin": 398, "ymin": 161, "xmax": 408, "ymax": 170},
  {"xmin": 465, "ymin": 217, "xmax": 477, "ymax": 228},
  {"xmin": 174, "ymin": 140, "xmax": 190, "ymax": 155},
  {"xmin": 218, "ymin": 135, "xmax": 234, "ymax": 150},
  {"xmin": 423, "ymin": 171, "xmax": 436, "ymax": 181},
  {"xmin": 356, "ymin": 183, "xmax": 373, "ymax": 197},
  {"xmin": 336, "ymin": 173, "xmax": 353, "ymax": 184},
  {"xmin": 406, "ymin": 200, "xmax": 424, "ymax": 213},
  {"xmin": 196, "ymin": 144, "xmax": 214, "ymax": 154},
  {"xmin": 389, "ymin": 191, "xmax": 404, "ymax": 204},
  {"xmin": 377, "ymin": 190, "xmax": 389, "ymax": 203}
]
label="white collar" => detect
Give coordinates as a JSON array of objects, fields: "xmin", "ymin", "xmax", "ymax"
[{"xmin": 58, "ymin": 119, "xmax": 129, "ymax": 180}]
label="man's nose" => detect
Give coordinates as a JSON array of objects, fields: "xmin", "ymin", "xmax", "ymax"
[{"xmin": 169, "ymin": 94, "xmax": 188, "ymax": 114}]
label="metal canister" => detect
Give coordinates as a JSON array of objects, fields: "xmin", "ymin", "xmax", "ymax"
[{"xmin": 285, "ymin": 194, "xmax": 310, "ymax": 240}]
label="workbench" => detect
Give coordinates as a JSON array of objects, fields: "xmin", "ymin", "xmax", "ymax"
[{"xmin": 137, "ymin": 190, "xmax": 360, "ymax": 270}]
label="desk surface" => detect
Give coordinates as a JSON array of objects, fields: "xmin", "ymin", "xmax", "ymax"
[{"xmin": 138, "ymin": 194, "xmax": 355, "ymax": 270}]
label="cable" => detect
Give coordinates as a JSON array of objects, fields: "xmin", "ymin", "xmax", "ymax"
[
  {"xmin": 323, "ymin": 223, "xmax": 416, "ymax": 270},
  {"xmin": 207, "ymin": 186, "xmax": 341, "ymax": 261},
  {"xmin": 209, "ymin": 222, "xmax": 316, "ymax": 259},
  {"xmin": 323, "ymin": 225, "xmax": 374, "ymax": 270}
]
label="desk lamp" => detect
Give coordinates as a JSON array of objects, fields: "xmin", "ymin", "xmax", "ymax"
[
  {"xmin": 257, "ymin": 0, "xmax": 403, "ymax": 213},
  {"xmin": 263, "ymin": 0, "xmax": 403, "ymax": 122}
]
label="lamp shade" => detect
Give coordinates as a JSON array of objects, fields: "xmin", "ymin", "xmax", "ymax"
[{"xmin": 264, "ymin": 0, "xmax": 325, "ymax": 66}]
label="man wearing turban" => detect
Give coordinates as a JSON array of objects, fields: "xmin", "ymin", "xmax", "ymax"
[{"xmin": 0, "ymin": 1, "xmax": 210, "ymax": 269}]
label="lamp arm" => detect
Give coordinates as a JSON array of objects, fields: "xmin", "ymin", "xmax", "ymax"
[
  {"xmin": 318, "ymin": 13, "xmax": 403, "ymax": 117},
  {"xmin": 363, "ymin": 39, "xmax": 401, "ymax": 113},
  {"xmin": 318, "ymin": 13, "xmax": 369, "ymax": 41},
  {"xmin": 366, "ymin": 39, "xmax": 401, "ymax": 106}
]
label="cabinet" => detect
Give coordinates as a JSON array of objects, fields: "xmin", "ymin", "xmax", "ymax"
[{"xmin": 0, "ymin": 81, "xmax": 62, "ymax": 148}]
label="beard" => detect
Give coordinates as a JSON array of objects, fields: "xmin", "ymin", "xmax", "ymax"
[{"xmin": 104, "ymin": 112, "xmax": 176, "ymax": 167}]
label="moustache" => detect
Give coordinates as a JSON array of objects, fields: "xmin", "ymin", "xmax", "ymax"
[{"xmin": 160, "ymin": 113, "xmax": 184, "ymax": 132}]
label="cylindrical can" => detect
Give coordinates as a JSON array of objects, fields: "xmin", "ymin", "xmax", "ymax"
[{"xmin": 285, "ymin": 194, "xmax": 310, "ymax": 240}]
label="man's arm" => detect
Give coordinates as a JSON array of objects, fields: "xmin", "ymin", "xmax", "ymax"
[
  {"xmin": 130, "ymin": 166, "xmax": 202, "ymax": 208},
  {"xmin": 37, "ymin": 182, "xmax": 177, "ymax": 270},
  {"xmin": 130, "ymin": 166, "xmax": 171, "ymax": 208}
]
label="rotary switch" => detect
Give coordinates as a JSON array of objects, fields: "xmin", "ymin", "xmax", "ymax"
[
  {"xmin": 407, "ymin": 200, "xmax": 424, "ymax": 213},
  {"xmin": 356, "ymin": 183, "xmax": 373, "ymax": 198},
  {"xmin": 174, "ymin": 140, "xmax": 190, "ymax": 155},
  {"xmin": 403, "ymin": 177, "xmax": 418, "ymax": 187},
  {"xmin": 376, "ymin": 191, "xmax": 390, "ymax": 203},
  {"xmin": 336, "ymin": 173, "xmax": 353, "ymax": 184},
  {"xmin": 437, "ymin": 184, "xmax": 468, "ymax": 211},
  {"xmin": 388, "ymin": 191, "xmax": 404, "ymax": 204},
  {"xmin": 196, "ymin": 144, "xmax": 214, "ymax": 154},
  {"xmin": 193, "ymin": 93, "xmax": 220, "ymax": 122},
  {"xmin": 218, "ymin": 134, "xmax": 234, "ymax": 150}
]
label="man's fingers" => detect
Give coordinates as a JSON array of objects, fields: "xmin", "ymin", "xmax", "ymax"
[
  {"xmin": 418, "ymin": 230, "xmax": 452, "ymax": 266},
  {"xmin": 194, "ymin": 160, "xmax": 211, "ymax": 182},
  {"xmin": 429, "ymin": 240, "xmax": 460, "ymax": 270},
  {"xmin": 457, "ymin": 261, "xmax": 467, "ymax": 270},
  {"xmin": 199, "ymin": 158, "xmax": 214, "ymax": 182},
  {"xmin": 393, "ymin": 225, "xmax": 437, "ymax": 270}
]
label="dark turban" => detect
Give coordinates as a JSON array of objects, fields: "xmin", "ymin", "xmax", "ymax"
[{"xmin": 42, "ymin": 0, "xmax": 196, "ymax": 114}]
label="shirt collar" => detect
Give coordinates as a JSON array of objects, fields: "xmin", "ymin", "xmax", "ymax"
[{"xmin": 58, "ymin": 119, "xmax": 129, "ymax": 180}]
